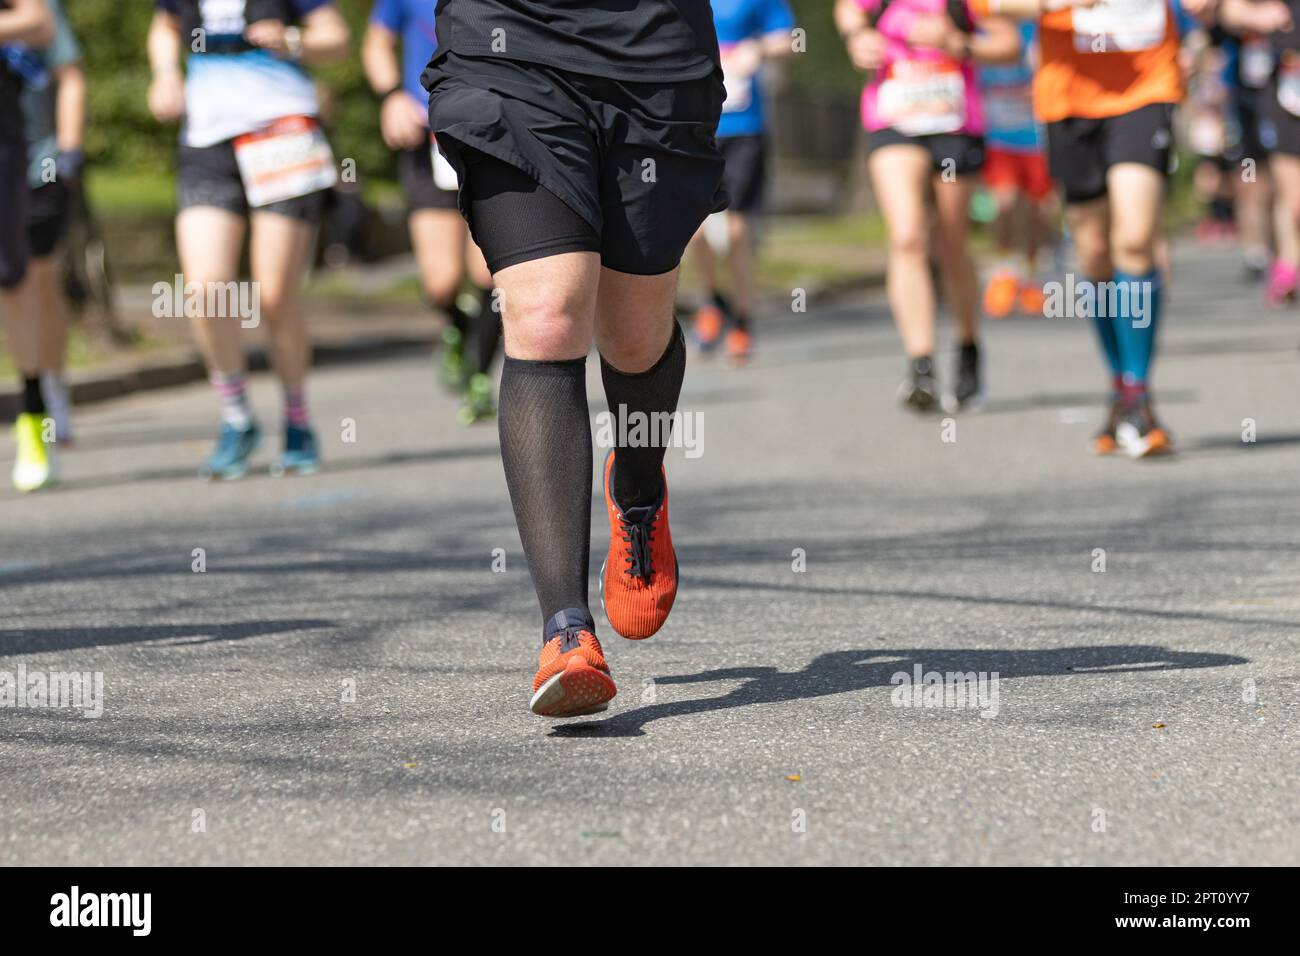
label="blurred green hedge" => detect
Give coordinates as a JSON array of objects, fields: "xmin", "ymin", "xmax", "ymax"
[
  {"xmin": 67, "ymin": 0, "xmax": 855, "ymax": 183},
  {"xmin": 788, "ymin": 0, "xmax": 859, "ymax": 93}
]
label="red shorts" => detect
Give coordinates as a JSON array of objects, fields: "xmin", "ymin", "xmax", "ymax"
[{"xmin": 983, "ymin": 147, "xmax": 1054, "ymax": 202}]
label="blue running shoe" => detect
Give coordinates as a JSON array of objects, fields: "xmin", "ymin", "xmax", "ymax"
[
  {"xmin": 200, "ymin": 421, "xmax": 260, "ymax": 481},
  {"xmin": 271, "ymin": 423, "xmax": 320, "ymax": 476}
]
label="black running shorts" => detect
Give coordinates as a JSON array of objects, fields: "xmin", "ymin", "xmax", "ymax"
[
  {"xmin": 398, "ymin": 142, "xmax": 459, "ymax": 213},
  {"xmin": 27, "ymin": 181, "xmax": 71, "ymax": 258},
  {"xmin": 1260, "ymin": 76, "xmax": 1300, "ymax": 158},
  {"xmin": 718, "ymin": 134, "xmax": 768, "ymax": 214},
  {"xmin": 0, "ymin": 133, "xmax": 28, "ymax": 290},
  {"xmin": 865, "ymin": 128, "xmax": 986, "ymax": 177},
  {"xmin": 177, "ymin": 139, "xmax": 328, "ymax": 223},
  {"xmin": 1045, "ymin": 103, "xmax": 1176, "ymax": 205},
  {"xmin": 423, "ymin": 51, "xmax": 728, "ymax": 275},
  {"xmin": 1226, "ymin": 85, "xmax": 1268, "ymax": 165}
]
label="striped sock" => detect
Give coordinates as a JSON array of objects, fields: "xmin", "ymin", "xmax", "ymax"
[
  {"xmin": 284, "ymin": 385, "xmax": 309, "ymax": 427},
  {"xmin": 211, "ymin": 372, "xmax": 252, "ymax": 430}
]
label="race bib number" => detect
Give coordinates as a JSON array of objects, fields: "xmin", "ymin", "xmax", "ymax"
[
  {"xmin": 983, "ymin": 84, "xmax": 1035, "ymax": 134},
  {"xmin": 233, "ymin": 116, "xmax": 337, "ymax": 208},
  {"xmin": 430, "ymin": 135, "xmax": 460, "ymax": 191},
  {"xmin": 1073, "ymin": 0, "xmax": 1167, "ymax": 54},
  {"xmin": 1242, "ymin": 37, "xmax": 1275, "ymax": 90},
  {"xmin": 1189, "ymin": 112, "xmax": 1225, "ymax": 156},
  {"xmin": 878, "ymin": 60, "xmax": 966, "ymax": 137},
  {"xmin": 1279, "ymin": 55, "xmax": 1300, "ymax": 117},
  {"xmin": 722, "ymin": 70, "xmax": 755, "ymax": 114}
]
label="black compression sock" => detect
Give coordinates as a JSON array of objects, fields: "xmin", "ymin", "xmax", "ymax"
[
  {"xmin": 600, "ymin": 322, "xmax": 686, "ymax": 510},
  {"xmin": 498, "ymin": 354, "xmax": 593, "ymax": 624},
  {"xmin": 444, "ymin": 298, "xmax": 470, "ymax": 336},
  {"xmin": 476, "ymin": 287, "xmax": 503, "ymax": 376},
  {"xmin": 732, "ymin": 312, "xmax": 751, "ymax": 333},
  {"xmin": 21, "ymin": 376, "xmax": 45, "ymax": 416},
  {"xmin": 711, "ymin": 291, "xmax": 732, "ymax": 316}
]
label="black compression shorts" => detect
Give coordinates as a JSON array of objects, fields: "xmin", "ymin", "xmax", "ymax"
[{"xmin": 458, "ymin": 147, "xmax": 599, "ymax": 274}]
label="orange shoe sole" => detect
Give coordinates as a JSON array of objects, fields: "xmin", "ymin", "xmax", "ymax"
[
  {"xmin": 1091, "ymin": 434, "xmax": 1117, "ymax": 456},
  {"xmin": 530, "ymin": 657, "xmax": 617, "ymax": 717}
]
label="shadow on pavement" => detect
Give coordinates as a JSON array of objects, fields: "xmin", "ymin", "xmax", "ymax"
[
  {"xmin": 978, "ymin": 388, "xmax": 1197, "ymax": 416},
  {"xmin": 551, "ymin": 644, "xmax": 1249, "ymax": 738},
  {"xmin": 1183, "ymin": 432, "xmax": 1300, "ymax": 454},
  {"xmin": 30, "ymin": 443, "xmax": 499, "ymax": 495},
  {"xmin": 0, "ymin": 619, "xmax": 335, "ymax": 655}
]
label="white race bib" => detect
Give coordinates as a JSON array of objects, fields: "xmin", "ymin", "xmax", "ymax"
[
  {"xmin": 878, "ymin": 60, "xmax": 966, "ymax": 136},
  {"xmin": 983, "ymin": 84, "xmax": 1035, "ymax": 133},
  {"xmin": 1189, "ymin": 112, "xmax": 1225, "ymax": 156},
  {"xmin": 1279, "ymin": 56, "xmax": 1300, "ymax": 117},
  {"xmin": 722, "ymin": 71, "xmax": 754, "ymax": 114},
  {"xmin": 1241, "ymin": 37, "xmax": 1275, "ymax": 90},
  {"xmin": 1073, "ymin": 0, "xmax": 1167, "ymax": 54},
  {"xmin": 430, "ymin": 135, "xmax": 460, "ymax": 191},
  {"xmin": 233, "ymin": 116, "xmax": 337, "ymax": 208}
]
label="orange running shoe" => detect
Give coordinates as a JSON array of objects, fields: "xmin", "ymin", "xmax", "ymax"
[
  {"xmin": 599, "ymin": 451, "xmax": 677, "ymax": 640},
  {"xmin": 1091, "ymin": 397, "xmax": 1122, "ymax": 456},
  {"xmin": 530, "ymin": 610, "xmax": 617, "ymax": 717},
  {"xmin": 983, "ymin": 270, "xmax": 1019, "ymax": 319},
  {"xmin": 725, "ymin": 326, "xmax": 752, "ymax": 364},
  {"xmin": 1017, "ymin": 280, "xmax": 1046, "ymax": 316},
  {"xmin": 692, "ymin": 305, "xmax": 724, "ymax": 352}
]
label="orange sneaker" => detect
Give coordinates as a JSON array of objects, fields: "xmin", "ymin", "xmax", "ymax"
[
  {"xmin": 983, "ymin": 270, "xmax": 1019, "ymax": 319},
  {"xmin": 1091, "ymin": 397, "xmax": 1122, "ymax": 456},
  {"xmin": 599, "ymin": 451, "xmax": 678, "ymax": 640},
  {"xmin": 530, "ymin": 611, "xmax": 617, "ymax": 717},
  {"xmin": 692, "ymin": 305, "xmax": 724, "ymax": 352},
  {"xmin": 1017, "ymin": 280, "xmax": 1046, "ymax": 316},
  {"xmin": 725, "ymin": 326, "xmax": 752, "ymax": 364}
]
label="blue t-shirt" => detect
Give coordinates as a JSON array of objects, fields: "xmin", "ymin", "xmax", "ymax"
[
  {"xmin": 369, "ymin": 0, "xmax": 437, "ymax": 107},
  {"xmin": 713, "ymin": 0, "xmax": 795, "ymax": 138},
  {"xmin": 156, "ymin": 0, "xmax": 329, "ymax": 147},
  {"xmin": 979, "ymin": 21, "xmax": 1041, "ymax": 153}
]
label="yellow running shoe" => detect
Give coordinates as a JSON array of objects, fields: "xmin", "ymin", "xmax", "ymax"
[{"xmin": 12, "ymin": 412, "xmax": 57, "ymax": 492}]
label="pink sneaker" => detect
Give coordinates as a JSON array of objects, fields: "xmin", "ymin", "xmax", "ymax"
[{"xmin": 1265, "ymin": 259, "xmax": 1298, "ymax": 308}]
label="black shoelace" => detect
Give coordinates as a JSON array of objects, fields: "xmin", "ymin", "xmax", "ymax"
[{"xmin": 619, "ymin": 505, "xmax": 657, "ymax": 582}]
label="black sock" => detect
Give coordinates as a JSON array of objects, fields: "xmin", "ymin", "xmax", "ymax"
[
  {"xmin": 476, "ymin": 287, "xmax": 502, "ymax": 376},
  {"xmin": 732, "ymin": 312, "xmax": 750, "ymax": 333},
  {"xmin": 498, "ymin": 355, "xmax": 593, "ymax": 627},
  {"xmin": 444, "ymin": 298, "xmax": 470, "ymax": 337},
  {"xmin": 21, "ymin": 376, "xmax": 45, "ymax": 416},
  {"xmin": 711, "ymin": 290, "xmax": 732, "ymax": 316},
  {"xmin": 600, "ymin": 322, "xmax": 686, "ymax": 510}
]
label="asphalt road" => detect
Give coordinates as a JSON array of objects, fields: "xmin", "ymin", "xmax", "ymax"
[{"xmin": 1, "ymin": 242, "xmax": 1297, "ymax": 865}]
